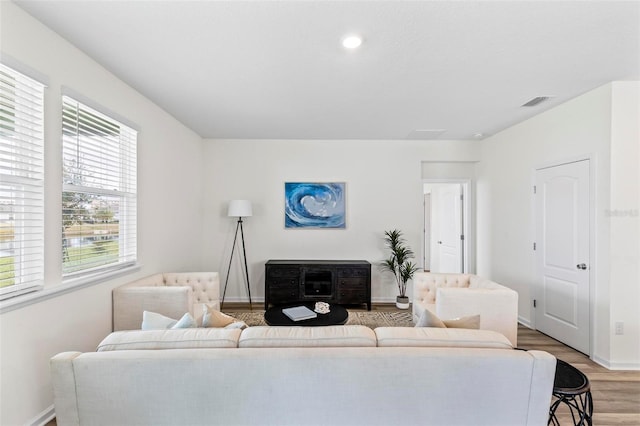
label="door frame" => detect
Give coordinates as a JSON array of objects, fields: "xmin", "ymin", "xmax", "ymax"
[
  {"xmin": 422, "ymin": 179, "xmax": 472, "ymax": 274},
  {"xmin": 531, "ymin": 155, "xmax": 596, "ymax": 357}
]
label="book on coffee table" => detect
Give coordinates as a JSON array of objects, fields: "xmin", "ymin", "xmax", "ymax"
[{"xmin": 282, "ymin": 306, "xmax": 317, "ymax": 321}]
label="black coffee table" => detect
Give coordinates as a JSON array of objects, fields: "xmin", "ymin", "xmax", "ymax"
[
  {"xmin": 548, "ymin": 359, "xmax": 593, "ymax": 426},
  {"xmin": 264, "ymin": 303, "xmax": 348, "ymax": 326}
]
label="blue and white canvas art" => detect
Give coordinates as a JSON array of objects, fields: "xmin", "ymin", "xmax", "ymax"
[{"xmin": 285, "ymin": 182, "xmax": 346, "ymax": 229}]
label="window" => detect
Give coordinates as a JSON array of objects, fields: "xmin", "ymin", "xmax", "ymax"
[
  {"xmin": 62, "ymin": 96, "xmax": 137, "ymax": 278},
  {"xmin": 0, "ymin": 63, "xmax": 45, "ymax": 299}
]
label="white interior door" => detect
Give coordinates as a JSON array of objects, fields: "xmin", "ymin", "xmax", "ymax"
[
  {"xmin": 535, "ymin": 160, "xmax": 590, "ymax": 354},
  {"xmin": 423, "ymin": 193, "xmax": 431, "ymax": 271},
  {"xmin": 431, "ymin": 184, "xmax": 462, "ymax": 273}
]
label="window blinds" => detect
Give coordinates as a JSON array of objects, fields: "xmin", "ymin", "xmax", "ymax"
[
  {"xmin": 0, "ymin": 63, "xmax": 45, "ymax": 298},
  {"xmin": 62, "ymin": 96, "xmax": 137, "ymax": 277}
]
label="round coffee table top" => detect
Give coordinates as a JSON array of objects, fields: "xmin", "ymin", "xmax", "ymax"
[
  {"xmin": 553, "ymin": 359, "xmax": 591, "ymax": 395},
  {"xmin": 264, "ymin": 303, "xmax": 348, "ymax": 326}
]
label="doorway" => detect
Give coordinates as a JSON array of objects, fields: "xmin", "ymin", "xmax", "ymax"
[
  {"xmin": 423, "ymin": 182, "xmax": 469, "ymax": 273},
  {"xmin": 534, "ymin": 159, "xmax": 591, "ymax": 355}
]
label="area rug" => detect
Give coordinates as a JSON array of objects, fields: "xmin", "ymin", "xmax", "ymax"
[{"xmin": 223, "ymin": 310, "xmax": 414, "ymax": 328}]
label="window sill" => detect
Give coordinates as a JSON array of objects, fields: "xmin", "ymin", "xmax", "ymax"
[{"xmin": 0, "ymin": 263, "xmax": 141, "ymax": 314}]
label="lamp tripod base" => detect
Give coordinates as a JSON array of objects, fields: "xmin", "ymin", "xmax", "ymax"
[{"xmin": 221, "ymin": 217, "xmax": 252, "ymax": 310}]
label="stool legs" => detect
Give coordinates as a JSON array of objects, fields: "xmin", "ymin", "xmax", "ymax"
[{"xmin": 548, "ymin": 390, "xmax": 593, "ymax": 426}]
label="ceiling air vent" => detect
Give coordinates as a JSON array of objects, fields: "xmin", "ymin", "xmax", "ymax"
[{"xmin": 521, "ymin": 96, "xmax": 553, "ymax": 107}]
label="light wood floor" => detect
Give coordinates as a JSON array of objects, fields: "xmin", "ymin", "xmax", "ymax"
[
  {"xmin": 47, "ymin": 303, "xmax": 640, "ymax": 426},
  {"xmin": 517, "ymin": 324, "xmax": 640, "ymax": 425}
]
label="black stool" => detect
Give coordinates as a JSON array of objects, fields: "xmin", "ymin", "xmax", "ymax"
[{"xmin": 549, "ymin": 359, "xmax": 593, "ymax": 425}]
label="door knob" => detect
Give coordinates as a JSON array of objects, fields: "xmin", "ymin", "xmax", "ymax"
[
  {"xmin": 438, "ymin": 241, "xmax": 442, "ymax": 244},
  {"xmin": 577, "ymin": 263, "xmax": 587, "ymax": 270}
]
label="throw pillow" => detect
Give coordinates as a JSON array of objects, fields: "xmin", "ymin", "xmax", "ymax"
[
  {"xmin": 202, "ymin": 305, "xmax": 238, "ymax": 328},
  {"xmin": 415, "ymin": 309, "xmax": 446, "ymax": 328},
  {"xmin": 141, "ymin": 311, "xmax": 196, "ymax": 330},
  {"xmin": 172, "ymin": 312, "xmax": 197, "ymax": 329},
  {"xmin": 415, "ymin": 309, "xmax": 480, "ymax": 330},
  {"xmin": 142, "ymin": 311, "xmax": 177, "ymax": 330},
  {"xmin": 443, "ymin": 315, "xmax": 480, "ymax": 329},
  {"xmin": 224, "ymin": 321, "xmax": 248, "ymax": 330}
]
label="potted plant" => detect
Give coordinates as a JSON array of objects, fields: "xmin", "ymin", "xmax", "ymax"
[{"xmin": 381, "ymin": 229, "xmax": 419, "ymax": 309}]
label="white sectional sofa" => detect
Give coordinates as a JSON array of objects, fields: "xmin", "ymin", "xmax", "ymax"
[
  {"xmin": 413, "ymin": 272, "xmax": 519, "ymax": 346},
  {"xmin": 51, "ymin": 325, "xmax": 555, "ymax": 426},
  {"xmin": 112, "ymin": 272, "xmax": 220, "ymax": 331}
]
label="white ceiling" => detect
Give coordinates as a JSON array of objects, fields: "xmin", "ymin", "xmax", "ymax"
[{"xmin": 14, "ymin": 0, "xmax": 640, "ymax": 140}]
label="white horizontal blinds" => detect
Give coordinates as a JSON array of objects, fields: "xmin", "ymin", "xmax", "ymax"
[
  {"xmin": 62, "ymin": 96, "xmax": 137, "ymax": 277},
  {"xmin": 0, "ymin": 63, "xmax": 45, "ymax": 297}
]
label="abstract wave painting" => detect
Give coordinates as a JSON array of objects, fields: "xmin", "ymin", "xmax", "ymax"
[{"xmin": 285, "ymin": 182, "xmax": 346, "ymax": 229}]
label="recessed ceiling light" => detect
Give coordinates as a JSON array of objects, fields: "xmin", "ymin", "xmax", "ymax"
[
  {"xmin": 473, "ymin": 133, "xmax": 484, "ymax": 139},
  {"xmin": 342, "ymin": 35, "xmax": 363, "ymax": 49}
]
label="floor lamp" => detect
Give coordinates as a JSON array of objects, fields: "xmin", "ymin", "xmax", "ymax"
[{"xmin": 221, "ymin": 200, "xmax": 252, "ymax": 310}]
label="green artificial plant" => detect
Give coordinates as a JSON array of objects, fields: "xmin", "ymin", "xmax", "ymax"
[{"xmin": 381, "ymin": 229, "xmax": 419, "ymax": 298}]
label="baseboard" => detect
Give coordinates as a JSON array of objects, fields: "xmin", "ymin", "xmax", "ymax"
[
  {"xmin": 592, "ymin": 354, "xmax": 640, "ymax": 371},
  {"xmin": 517, "ymin": 316, "xmax": 533, "ymax": 329},
  {"xmin": 28, "ymin": 404, "xmax": 54, "ymax": 426},
  {"xmin": 371, "ymin": 297, "xmax": 398, "ymax": 304},
  {"xmin": 222, "ymin": 296, "xmax": 265, "ymax": 303}
]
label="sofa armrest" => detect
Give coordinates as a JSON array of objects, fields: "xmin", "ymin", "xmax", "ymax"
[
  {"xmin": 51, "ymin": 352, "xmax": 82, "ymax": 426},
  {"xmin": 436, "ymin": 287, "xmax": 518, "ymax": 346},
  {"xmin": 525, "ymin": 350, "xmax": 557, "ymax": 425},
  {"xmin": 112, "ymin": 286, "xmax": 193, "ymax": 331}
]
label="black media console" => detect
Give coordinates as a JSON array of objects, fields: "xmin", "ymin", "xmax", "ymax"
[{"xmin": 264, "ymin": 260, "xmax": 371, "ymax": 310}]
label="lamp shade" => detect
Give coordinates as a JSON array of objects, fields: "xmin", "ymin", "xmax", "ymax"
[{"xmin": 228, "ymin": 200, "xmax": 252, "ymax": 217}]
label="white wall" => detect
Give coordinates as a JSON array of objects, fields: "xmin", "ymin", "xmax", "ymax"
[
  {"xmin": 609, "ymin": 82, "xmax": 640, "ymax": 367},
  {"xmin": 0, "ymin": 3, "xmax": 205, "ymax": 424},
  {"xmin": 201, "ymin": 139, "xmax": 480, "ymax": 304},
  {"xmin": 477, "ymin": 82, "xmax": 640, "ymax": 368}
]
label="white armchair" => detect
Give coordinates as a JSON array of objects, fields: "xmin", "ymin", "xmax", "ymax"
[
  {"xmin": 412, "ymin": 272, "xmax": 518, "ymax": 346},
  {"xmin": 113, "ymin": 272, "xmax": 220, "ymax": 331}
]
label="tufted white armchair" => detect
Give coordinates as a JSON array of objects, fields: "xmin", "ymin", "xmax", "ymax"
[
  {"xmin": 113, "ymin": 272, "xmax": 220, "ymax": 331},
  {"xmin": 412, "ymin": 272, "xmax": 518, "ymax": 346}
]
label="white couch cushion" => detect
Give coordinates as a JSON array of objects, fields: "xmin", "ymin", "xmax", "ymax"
[
  {"xmin": 238, "ymin": 325, "xmax": 377, "ymax": 348},
  {"xmin": 374, "ymin": 327, "xmax": 513, "ymax": 349},
  {"xmin": 97, "ymin": 328, "xmax": 241, "ymax": 351}
]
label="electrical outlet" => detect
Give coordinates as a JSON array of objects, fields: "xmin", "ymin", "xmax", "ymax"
[{"xmin": 615, "ymin": 322, "xmax": 624, "ymax": 335}]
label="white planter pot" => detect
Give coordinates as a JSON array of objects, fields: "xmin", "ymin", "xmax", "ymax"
[{"xmin": 396, "ymin": 296, "xmax": 410, "ymax": 310}]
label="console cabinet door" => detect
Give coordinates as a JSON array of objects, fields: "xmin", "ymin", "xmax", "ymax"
[
  {"xmin": 337, "ymin": 268, "xmax": 370, "ymax": 308},
  {"xmin": 265, "ymin": 266, "xmax": 299, "ymax": 308}
]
